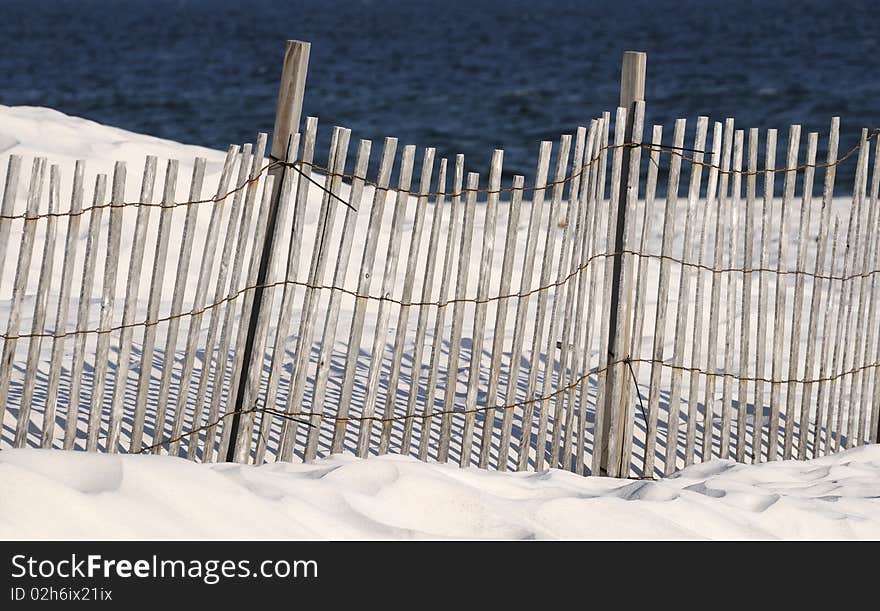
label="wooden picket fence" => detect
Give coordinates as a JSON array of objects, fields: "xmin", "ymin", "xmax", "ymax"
[{"xmin": 1, "ymin": 46, "xmax": 879, "ymax": 478}]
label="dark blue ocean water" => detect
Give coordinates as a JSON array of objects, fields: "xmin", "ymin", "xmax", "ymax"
[{"xmin": 1, "ymin": 0, "xmax": 878, "ymax": 188}]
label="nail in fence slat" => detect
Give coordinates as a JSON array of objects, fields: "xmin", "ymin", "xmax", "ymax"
[
  {"xmin": 719, "ymin": 129, "xmax": 743, "ymax": 462},
  {"xmin": 168, "ymin": 147, "xmax": 240, "ymax": 456},
  {"xmin": 788, "ymin": 132, "xmax": 819, "ymax": 460},
  {"xmin": 533, "ymin": 135, "xmax": 574, "ymax": 472},
  {"xmin": 402, "ymin": 159, "xmax": 448, "ymax": 456},
  {"xmin": 107, "ymin": 156, "xmax": 157, "ymax": 452},
  {"xmin": 189, "ymin": 144, "xmax": 254, "ymax": 460},
  {"xmin": 0, "ymin": 156, "xmax": 22, "ymax": 291},
  {"xmin": 152, "ymin": 158, "xmax": 207, "ymax": 453},
  {"xmin": 129, "ymin": 160, "xmax": 179, "ymax": 451},
  {"xmin": 664, "ymin": 117, "xmax": 708, "ymax": 475},
  {"xmin": 418, "ymin": 155, "xmax": 463, "ymax": 462},
  {"xmin": 551, "ymin": 125, "xmax": 589, "ymax": 470},
  {"xmin": 707, "ymin": 119, "xmax": 734, "ymax": 460},
  {"xmin": 65, "ymin": 174, "xmax": 107, "ymax": 450},
  {"xmin": 41, "ymin": 160, "xmax": 85, "ymax": 448},
  {"xmin": 690, "ymin": 122, "xmax": 723, "ymax": 462},
  {"xmin": 356, "ymin": 145, "xmax": 417, "ymax": 459},
  {"xmin": 768, "ymin": 125, "xmax": 800, "ymax": 461},
  {"xmin": 381, "ymin": 148, "xmax": 437, "ymax": 457},
  {"xmin": 643, "ymin": 119, "xmax": 686, "ymax": 477},
  {"xmin": 305, "ymin": 139, "xmax": 373, "ymax": 463},
  {"xmin": 815, "ymin": 218, "xmax": 842, "ymax": 455},
  {"xmin": 497, "ymin": 142, "xmax": 551, "ymax": 471},
  {"xmin": 14, "ymin": 164, "xmax": 60, "ymax": 447},
  {"xmin": 203, "ymin": 135, "xmax": 267, "ymax": 462},
  {"xmin": 437, "ymin": 170, "xmax": 478, "ymax": 464},
  {"xmin": 0, "ymin": 159, "xmax": 45, "ymax": 434},
  {"xmin": 460, "ymin": 151, "xmax": 502, "ymax": 467},
  {"xmin": 752, "ymin": 129, "xmax": 777, "ymax": 463},
  {"xmin": 520, "ymin": 136, "xmax": 570, "ymax": 471},
  {"xmin": 87, "ymin": 162, "xmax": 126, "ymax": 452},
  {"xmin": 332, "ymin": 136, "xmax": 399, "ymax": 455}
]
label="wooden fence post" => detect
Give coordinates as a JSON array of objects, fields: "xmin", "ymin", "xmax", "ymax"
[
  {"xmin": 226, "ymin": 39, "xmax": 310, "ymax": 462},
  {"xmin": 600, "ymin": 51, "xmax": 646, "ymax": 475}
]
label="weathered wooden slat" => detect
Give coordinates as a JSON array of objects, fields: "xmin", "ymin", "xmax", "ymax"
[
  {"xmin": 0, "ymin": 158, "xmax": 45, "ymax": 435},
  {"xmin": 418, "ymin": 155, "xmax": 464, "ymax": 462},
  {"xmin": 643, "ymin": 119, "xmax": 686, "ymax": 478},
  {"xmin": 14, "ymin": 164, "xmax": 61, "ymax": 447},
  {"xmin": 41, "ymin": 160, "xmax": 85, "ymax": 448},
  {"xmin": 718, "ymin": 129, "xmax": 743, "ymax": 462},
  {"xmin": 152, "ymin": 158, "xmax": 207, "ymax": 453},
  {"xmin": 189, "ymin": 143, "xmax": 254, "ymax": 460},
  {"xmin": 532, "ymin": 134, "xmax": 573, "ymax": 472},
  {"xmin": 203, "ymin": 134, "xmax": 267, "ymax": 462},
  {"xmin": 106, "ymin": 156, "xmax": 157, "ymax": 452},
  {"xmin": 402, "ymin": 159, "xmax": 448, "ymax": 456},
  {"xmin": 304, "ymin": 139, "xmax": 372, "ymax": 463},
  {"xmin": 751, "ymin": 129, "xmax": 777, "ymax": 463},
  {"xmin": 460, "ymin": 151, "xmax": 502, "ymax": 467},
  {"xmin": 663, "ymin": 116, "xmax": 708, "ymax": 475},
  {"xmin": 857, "ymin": 137, "xmax": 880, "ymax": 446},
  {"xmin": 689, "ymin": 121, "xmax": 724, "ymax": 463},
  {"xmin": 381, "ymin": 148, "xmax": 437, "ymax": 457},
  {"xmin": 437, "ymin": 170, "xmax": 479, "ymax": 464},
  {"xmin": 787, "ymin": 132, "xmax": 818, "ymax": 459},
  {"xmin": 495, "ymin": 142, "xmax": 551, "ymax": 471},
  {"xmin": 355, "ymin": 145, "xmax": 416, "ymax": 459},
  {"xmin": 767, "ymin": 125, "xmax": 800, "ymax": 461},
  {"xmin": 64, "ymin": 173, "xmax": 107, "ymax": 450},
  {"xmin": 520, "ymin": 134, "xmax": 571, "ymax": 471},
  {"xmin": 332, "ymin": 137, "xmax": 399, "ymax": 456},
  {"xmin": 815, "ymin": 218, "xmax": 842, "ymax": 455},
  {"xmin": 129, "ymin": 160, "xmax": 179, "ymax": 451},
  {"xmin": 0, "ymin": 155, "xmax": 22, "ymax": 292},
  {"xmin": 168, "ymin": 146, "xmax": 239, "ymax": 456},
  {"xmin": 87, "ymin": 161, "xmax": 126, "ymax": 452}
]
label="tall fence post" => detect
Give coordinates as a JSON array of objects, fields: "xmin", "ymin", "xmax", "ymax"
[
  {"xmin": 225, "ymin": 39, "xmax": 310, "ymax": 462},
  {"xmin": 600, "ymin": 51, "xmax": 646, "ymax": 475}
]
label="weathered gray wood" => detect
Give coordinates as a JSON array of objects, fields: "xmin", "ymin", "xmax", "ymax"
[
  {"xmin": 14, "ymin": 164, "xmax": 60, "ymax": 448},
  {"xmin": 664, "ymin": 116, "xmax": 708, "ymax": 475},
  {"xmin": 189, "ymin": 144, "xmax": 254, "ymax": 460},
  {"xmin": 304, "ymin": 138, "xmax": 372, "ymax": 463},
  {"xmin": 418, "ymin": 155, "xmax": 464, "ymax": 462},
  {"xmin": 787, "ymin": 132, "xmax": 818, "ymax": 459},
  {"xmin": 437, "ymin": 170, "xmax": 479, "ymax": 464},
  {"xmin": 356, "ymin": 145, "xmax": 417, "ymax": 459},
  {"xmin": 718, "ymin": 128, "xmax": 743, "ymax": 462},
  {"xmin": 752, "ymin": 129, "xmax": 777, "ymax": 463},
  {"xmin": 802, "ymin": 118, "xmax": 839, "ymax": 457},
  {"xmin": 531, "ymin": 134, "xmax": 572, "ymax": 472},
  {"xmin": 460, "ymin": 150, "xmax": 501, "ymax": 467},
  {"xmin": 689, "ymin": 121, "xmax": 724, "ymax": 462},
  {"xmin": 272, "ymin": 41, "xmax": 310, "ymax": 162},
  {"xmin": 381, "ymin": 148, "xmax": 437, "ymax": 457},
  {"xmin": 202, "ymin": 134, "xmax": 267, "ymax": 462},
  {"xmin": 857, "ymin": 137, "xmax": 880, "ymax": 446},
  {"xmin": 87, "ymin": 162, "xmax": 126, "ymax": 452},
  {"xmin": 815, "ymin": 218, "xmax": 842, "ymax": 455},
  {"xmin": 168, "ymin": 147, "xmax": 239, "ymax": 456},
  {"xmin": 106, "ymin": 156, "xmax": 157, "ymax": 452},
  {"xmin": 0, "ymin": 156, "xmax": 22, "ymax": 292},
  {"xmin": 152, "ymin": 158, "xmax": 207, "ymax": 453},
  {"xmin": 41, "ymin": 160, "xmax": 85, "ymax": 448},
  {"xmin": 130, "ymin": 159, "xmax": 179, "ymax": 452},
  {"xmin": 643, "ymin": 119, "xmax": 686, "ymax": 477},
  {"xmin": 768, "ymin": 125, "xmax": 800, "ymax": 461},
  {"xmin": 332, "ymin": 137, "xmax": 399, "ymax": 456},
  {"xmin": 64, "ymin": 173, "xmax": 107, "ymax": 450},
  {"xmin": 0, "ymin": 158, "xmax": 45, "ymax": 435},
  {"xmin": 736, "ymin": 128, "xmax": 760, "ymax": 461},
  {"xmin": 402, "ymin": 158, "xmax": 448, "ymax": 456}
]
